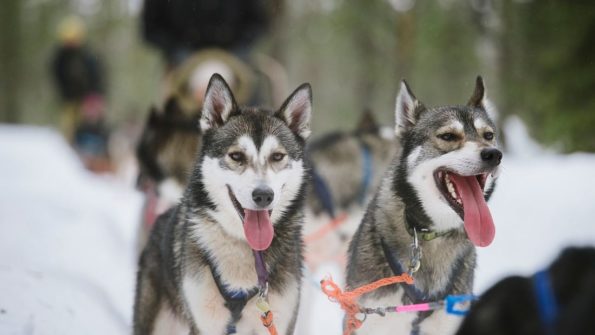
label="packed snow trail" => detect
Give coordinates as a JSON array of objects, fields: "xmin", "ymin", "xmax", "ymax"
[{"xmin": 1, "ymin": 124, "xmax": 594, "ymax": 334}]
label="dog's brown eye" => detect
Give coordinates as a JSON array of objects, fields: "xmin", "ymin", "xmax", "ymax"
[
  {"xmin": 484, "ymin": 132, "xmax": 494, "ymax": 141},
  {"xmin": 229, "ymin": 152, "xmax": 245, "ymax": 162},
  {"xmin": 438, "ymin": 133, "xmax": 458, "ymax": 142},
  {"xmin": 271, "ymin": 152, "xmax": 286, "ymax": 162}
]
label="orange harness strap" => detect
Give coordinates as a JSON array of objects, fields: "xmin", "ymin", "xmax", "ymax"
[
  {"xmin": 321, "ymin": 274, "xmax": 414, "ymax": 335},
  {"xmin": 304, "ymin": 213, "xmax": 349, "ymax": 244},
  {"xmin": 256, "ymin": 295, "xmax": 278, "ymax": 335},
  {"xmin": 260, "ymin": 310, "xmax": 278, "ymax": 335}
]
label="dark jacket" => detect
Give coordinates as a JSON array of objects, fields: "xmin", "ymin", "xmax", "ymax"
[
  {"xmin": 51, "ymin": 45, "xmax": 104, "ymax": 101},
  {"xmin": 141, "ymin": 0, "xmax": 272, "ymax": 64}
]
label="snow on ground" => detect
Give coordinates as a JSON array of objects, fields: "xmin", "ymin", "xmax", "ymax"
[
  {"xmin": 476, "ymin": 116, "xmax": 595, "ymax": 291},
  {"xmin": 0, "ymin": 121, "xmax": 594, "ymax": 334},
  {"xmin": 0, "ymin": 126, "xmax": 142, "ymax": 334}
]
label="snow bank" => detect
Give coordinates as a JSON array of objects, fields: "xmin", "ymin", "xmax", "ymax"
[
  {"xmin": 475, "ymin": 116, "xmax": 595, "ymax": 291},
  {"xmin": 0, "ymin": 126, "xmax": 142, "ymax": 334}
]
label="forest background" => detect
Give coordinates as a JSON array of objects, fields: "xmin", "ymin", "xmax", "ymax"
[{"xmin": 1, "ymin": 0, "xmax": 594, "ymax": 151}]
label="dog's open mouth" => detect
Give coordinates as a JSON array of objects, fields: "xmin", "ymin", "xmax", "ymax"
[
  {"xmin": 433, "ymin": 170, "xmax": 495, "ymax": 247},
  {"xmin": 227, "ymin": 185, "xmax": 274, "ymax": 251}
]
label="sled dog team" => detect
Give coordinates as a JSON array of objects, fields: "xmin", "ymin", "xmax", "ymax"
[{"xmin": 133, "ymin": 73, "xmax": 503, "ymax": 334}]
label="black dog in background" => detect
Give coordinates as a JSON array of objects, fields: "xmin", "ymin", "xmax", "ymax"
[{"xmin": 457, "ymin": 247, "xmax": 595, "ymax": 335}]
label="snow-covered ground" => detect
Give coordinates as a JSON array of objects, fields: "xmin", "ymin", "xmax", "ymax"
[
  {"xmin": 0, "ymin": 126, "xmax": 142, "ymax": 334},
  {"xmin": 1, "ymin": 120, "xmax": 594, "ymax": 334}
]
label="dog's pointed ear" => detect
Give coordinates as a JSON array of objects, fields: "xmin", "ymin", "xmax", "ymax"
[
  {"xmin": 395, "ymin": 80, "xmax": 422, "ymax": 136},
  {"xmin": 468, "ymin": 76, "xmax": 498, "ymax": 120},
  {"xmin": 164, "ymin": 96, "xmax": 183, "ymax": 117},
  {"xmin": 200, "ymin": 73, "xmax": 237, "ymax": 132},
  {"xmin": 147, "ymin": 106, "xmax": 160, "ymax": 126},
  {"xmin": 468, "ymin": 76, "xmax": 487, "ymax": 108},
  {"xmin": 275, "ymin": 83, "xmax": 312, "ymax": 140},
  {"xmin": 356, "ymin": 108, "xmax": 379, "ymax": 134}
]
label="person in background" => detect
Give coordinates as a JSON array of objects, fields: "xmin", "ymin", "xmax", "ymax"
[
  {"xmin": 141, "ymin": 0, "xmax": 273, "ymax": 69},
  {"xmin": 51, "ymin": 16, "xmax": 111, "ymax": 172},
  {"xmin": 140, "ymin": 0, "xmax": 279, "ymax": 109}
]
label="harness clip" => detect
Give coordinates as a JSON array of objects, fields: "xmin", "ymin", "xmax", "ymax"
[
  {"xmin": 408, "ymin": 228, "xmax": 423, "ymax": 274},
  {"xmin": 256, "ymin": 296, "xmax": 271, "ymax": 313},
  {"xmin": 445, "ymin": 294, "xmax": 475, "ymax": 316},
  {"xmin": 258, "ymin": 281, "xmax": 269, "ymax": 298}
]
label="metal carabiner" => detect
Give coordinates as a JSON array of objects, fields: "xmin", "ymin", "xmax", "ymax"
[
  {"xmin": 258, "ymin": 281, "xmax": 269, "ymax": 298},
  {"xmin": 408, "ymin": 228, "xmax": 422, "ymax": 274}
]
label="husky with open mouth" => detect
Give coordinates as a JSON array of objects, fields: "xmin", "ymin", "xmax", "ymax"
[
  {"xmin": 346, "ymin": 77, "xmax": 502, "ymax": 335},
  {"xmin": 133, "ymin": 74, "xmax": 312, "ymax": 335}
]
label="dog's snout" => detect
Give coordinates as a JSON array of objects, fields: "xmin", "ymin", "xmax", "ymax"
[
  {"xmin": 252, "ymin": 186, "xmax": 274, "ymax": 208},
  {"xmin": 480, "ymin": 148, "xmax": 502, "ymax": 166}
]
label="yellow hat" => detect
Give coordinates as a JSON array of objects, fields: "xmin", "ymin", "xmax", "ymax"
[{"xmin": 57, "ymin": 16, "xmax": 86, "ymax": 44}]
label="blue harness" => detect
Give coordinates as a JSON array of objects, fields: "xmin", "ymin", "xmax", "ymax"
[
  {"xmin": 207, "ymin": 252, "xmax": 267, "ymax": 334},
  {"xmin": 533, "ymin": 270, "xmax": 559, "ymax": 335},
  {"xmin": 311, "ymin": 167, "xmax": 336, "ymax": 218},
  {"xmin": 380, "ymin": 238, "xmax": 428, "ymax": 304},
  {"xmin": 380, "ymin": 238, "xmax": 432, "ymax": 335},
  {"xmin": 357, "ymin": 142, "xmax": 374, "ymax": 205}
]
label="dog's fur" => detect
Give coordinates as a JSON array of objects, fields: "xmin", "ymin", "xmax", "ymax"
[
  {"xmin": 296, "ymin": 111, "xmax": 397, "ymax": 335},
  {"xmin": 346, "ymin": 77, "xmax": 502, "ymax": 334},
  {"xmin": 136, "ymin": 97, "xmax": 202, "ymax": 201},
  {"xmin": 135, "ymin": 98, "xmax": 202, "ymax": 253},
  {"xmin": 306, "ymin": 109, "xmax": 396, "ymax": 218},
  {"xmin": 302, "ymin": 110, "xmax": 397, "ymax": 264},
  {"xmin": 133, "ymin": 74, "xmax": 313, "ymax": 334},
  {"xmin": 457, "ymin": 247, "xmax": 595, "ymax": 335}
]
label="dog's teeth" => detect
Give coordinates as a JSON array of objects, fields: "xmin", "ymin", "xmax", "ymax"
[
  {"xmin": 446, "ymin": 179, "xmax": 455, "ymax": 192},
  {"xmin": 445, "ymin": 179, "xmax": 460, "ymax": 202},
  {"xmin": 442, "ymin": 172, "xmax": 461, "ymax": 203}
]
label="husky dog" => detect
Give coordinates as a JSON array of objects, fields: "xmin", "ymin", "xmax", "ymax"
[
  {"xmin": 136, "ymin": 98, "xmax": 202, "ymax": 202},
  {"xmin": 306, "ymin": 109, "xmax": 396, "ymax": 223},
  {"xmin": 133, "ymin": 74, "xmax": 312, "ymax": 335},
  {"xmin": 346, "ymin": 77, "xmax": 502, "ymax": 335},
  {"xmin": 457, "ymin": 247, "xmax": 595, "ymax": 335},
  {"xmin": 135, "ymin": 98, "xmax": 202, "ymax": 252},
  {"xmin": 297, "ymin": 111, "xmax": 396, "ymax": 335},
  {"xmin": 303, "ymin": 110, "xmax": 396, "ymax": 266}
]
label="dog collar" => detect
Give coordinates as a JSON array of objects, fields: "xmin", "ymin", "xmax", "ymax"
[
  {"xmin": 404, "ymin": 213, "xmax": 456, "ymax": 242},
  {"xmin": 406, "ymin": 227, "xmax": 455, "ymax": 242}
]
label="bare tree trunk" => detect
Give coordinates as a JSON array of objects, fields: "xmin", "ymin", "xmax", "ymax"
[
  {"xmin": 0, "ymin": 0, "xmax": 22, "ymax": 123},
  {"xmin": 395, "ymin": 12, "xmax": 415, "ymax": 81}
]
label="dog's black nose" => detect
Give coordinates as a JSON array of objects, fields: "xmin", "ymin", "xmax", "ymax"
[
  {"xmin": 480, "ymin": 148, "xmax": 503, "ymax": 166},
  {"xmin": 252, "ymin": 186, "xmax": 274, "ymax": 208}
]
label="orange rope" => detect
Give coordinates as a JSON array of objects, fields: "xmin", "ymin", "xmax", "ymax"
[
  {"xmin": 304, "ymin": 213, "xmax": 349, "ymax": 243},
  {"xmin": 260, "ymin": 311, "xmax": 278, "ymax": 335},
  {"xmin": 321, "ymin": 274, "xmax": 414, "ymax": 335}
]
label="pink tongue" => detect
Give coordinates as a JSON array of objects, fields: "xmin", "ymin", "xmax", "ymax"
[
  {"xmin": 243, "ymin": 209, "xmax": 274, "ymax": 251},
  {"xmin": 449, "ymin": 174, "xmax": 495, "ymax": 247}
]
